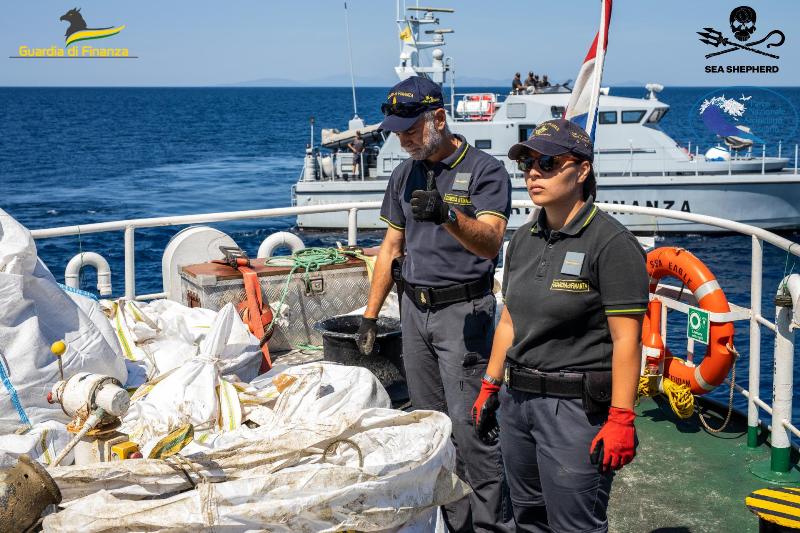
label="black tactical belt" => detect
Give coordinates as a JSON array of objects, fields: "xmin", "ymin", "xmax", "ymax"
[
  {"xmin": 404, "ymin": 275, "xmax": 493, "ymax": 309},
  {"xmin": 504, "ymin": 365, "xmax": 585, "ymax": 398}
]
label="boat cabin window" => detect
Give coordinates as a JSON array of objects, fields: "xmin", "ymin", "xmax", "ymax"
[
  {"xmin": 550, "ymin": 106, "xmax": 565, "ymax": 118},
  {"xmin": 475, "ymin": 139, "xmax": 492, "ymax": 150},
  {"xmin": 519, "ymin": 125, "xmax": 537, "ymax": 142},
  {"xmin": 647, "ymin": 107, "xmax": 669, "ymax": 123},
  {"xmin": 599, "ymin": 111, "xmax": 618, "ymax": 124},
  {"xmin": 622, "ymin": 110, "xmax": 647, "ymax": 123}
]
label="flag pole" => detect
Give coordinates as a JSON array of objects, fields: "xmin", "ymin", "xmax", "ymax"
[{"xmin": 586, "ymin": 0, "xmax": 610, "ymax": 138}]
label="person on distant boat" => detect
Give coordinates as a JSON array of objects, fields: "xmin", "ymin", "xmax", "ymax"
[
  {"xmin": 524, "ymin": 71, "xmax": 536, "ymax": 90},
  {"xmin": 512, "ymin": 72, "xmax": 524, "ymax": 94},
  {"xmin": 473, "ymin": 119, "xmax": 648, "ymax": 532},
  {"xmin": 358, "ymin": 76, "xmax": 514, "ymax": 533},
  {"xmin": 347, "ymin": 130, "xmax": 365, "ymax": 178},
  {"xmin": 540, "ymin": 75, "xmax": 551, "ymax": 88}
]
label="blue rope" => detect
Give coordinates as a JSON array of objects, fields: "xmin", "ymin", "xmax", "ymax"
[
  {"xmin": 0, "ymin": 354, "xmax": 31, "ymax": 427},
  {"xmin": 58, "ymin": 282, "xmax": 99, "ymax": 301}
]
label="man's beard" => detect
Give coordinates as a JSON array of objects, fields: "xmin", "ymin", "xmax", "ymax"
[{"xmin": 407, "ymin": 116, "xmax": 444, "ymax": 161}]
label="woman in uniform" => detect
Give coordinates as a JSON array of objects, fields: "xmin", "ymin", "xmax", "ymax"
[{"xmin": 471, "ymin": 119, "xmax": 649, "ymax": 532}]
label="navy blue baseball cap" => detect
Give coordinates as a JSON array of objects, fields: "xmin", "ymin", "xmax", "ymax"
[
  {"xmin": 379, "ymin": 76, "xmax": 445, "ymax": 133},
  {"xmin": 508, "ymin": 119, "xmax": 594, "ymax": 162}
]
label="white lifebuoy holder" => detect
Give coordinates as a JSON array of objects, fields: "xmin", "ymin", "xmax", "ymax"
[{"xmin": 257, "ymin": 231, "xmax": 306, "ymax": 259}]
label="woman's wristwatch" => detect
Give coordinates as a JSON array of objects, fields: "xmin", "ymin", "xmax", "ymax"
[{"xmin": 483, "ymin": 373, "xmax": 503, "ymax": 386}]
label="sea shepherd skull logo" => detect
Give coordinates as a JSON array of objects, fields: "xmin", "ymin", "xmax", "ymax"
[{"xmin": 698, "ymin": 6, "xmax": 784, "ymax": 59}]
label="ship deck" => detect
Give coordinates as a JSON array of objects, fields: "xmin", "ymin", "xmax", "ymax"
[
  {"xmin": 275, "ymin": 343, "xmax": 797, "ymax": 532},
  {"xmin": 610, "ymin": 396, "xmax": 796, "ymax": 532}
]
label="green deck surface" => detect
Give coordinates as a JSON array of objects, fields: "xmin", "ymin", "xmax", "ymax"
[{"xmin": 609, "ymin": 397, "xmax": 800, "ymax": 533}]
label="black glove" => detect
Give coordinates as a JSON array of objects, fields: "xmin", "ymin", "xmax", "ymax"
[
  {"xmin": 356, "ymin": 317, "xmax": 378, "ymax": 356},
  {"xmin": 411, "ymin": 189, "xmax": 449, "ymax": 224}
]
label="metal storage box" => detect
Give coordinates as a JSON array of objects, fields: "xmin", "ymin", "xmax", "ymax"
[{"xmin": 180, "ymin": 256, "xmax": 371, "ymax": 352}]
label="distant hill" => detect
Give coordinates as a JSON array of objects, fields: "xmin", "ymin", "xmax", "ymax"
[{"xmin": 228, "ymin": 73, "xmax": 396, "ymax": 87}]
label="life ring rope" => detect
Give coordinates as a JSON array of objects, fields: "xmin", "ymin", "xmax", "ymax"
[{"xmin": 640, "ymin": 247, "xmax": 737, "ymax": 404}]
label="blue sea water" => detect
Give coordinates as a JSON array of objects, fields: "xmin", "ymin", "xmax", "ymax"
[{"xmin": 1, "ymin": 85, "xmax": 800, "ymax": 426}]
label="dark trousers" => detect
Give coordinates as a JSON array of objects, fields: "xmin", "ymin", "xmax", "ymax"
[
  {"xmin": 401, "ymin": 292, "xmax": 514, "ymax": 533},
  {"xmin": 499, "ymin": 389, "xmax": 613, "ymax": 533}
]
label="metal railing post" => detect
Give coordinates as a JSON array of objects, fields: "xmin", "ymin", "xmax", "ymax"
[
  {"xmin": 778, "ymin": 140, "xmax": 782, "ymax": 159},
  {"xmin": 751, "ymin": 274, "xmax": 800, "ymax": 482},
  {"xmin": 795, "ymin": 144, "xmax": 798, "ymax": 175},
  {"xmin": 360, "ymin": 152, "xmax": 365, "ymax": 180},
  {"xmin": 761, "ymin": 144, "xmax": 766, "ymax": 175},
  {"xmin": 695, "ymin": 146, "xmax": 699, "ymax": 177},
  {"xmin": 747, "ymin": 236, "xmax": 762, "ymax": 447},
  {"xmin": 124, "ymin": 226, "xmax": 135, "ymax": 300},
  {"xmin": 770, "ymin": 283, "xmax": 795, "ymax": 473},
  {"xmin": 348, "ymin": 208, "xmax": 358, "ymax": 246}
]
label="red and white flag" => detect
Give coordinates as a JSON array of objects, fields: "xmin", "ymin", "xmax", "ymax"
[{"xmin": 564, "ymin": 0, "xmax": 613, "ymax": 140}]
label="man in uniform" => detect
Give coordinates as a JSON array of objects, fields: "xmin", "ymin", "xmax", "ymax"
[
  {"xmin": 347, "ymin": 130, "xmax": 365, "ymax": 178},
  {"xmin": 511, "ymin": 72, "xmax": 523, "ymax": 94},
  {"xmin": 523, "ymin": 71, "xmax": 536, "ymax": 92},
  {"xmin": 357, "ymin": 76, "xmax": 514, "ymax": 533}
]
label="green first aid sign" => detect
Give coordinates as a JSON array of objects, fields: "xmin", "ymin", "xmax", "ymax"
[{"xmin": 687, "ymin": 306, "xmax": 710, "ymax": 344}]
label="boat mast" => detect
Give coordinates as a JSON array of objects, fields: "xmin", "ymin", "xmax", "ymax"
[{"xmin": 394, "ymin": 5, "xmax": 454, "ymax": 86}]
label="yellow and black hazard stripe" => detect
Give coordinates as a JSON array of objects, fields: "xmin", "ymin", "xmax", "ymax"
[{"xmin": 746, "ymin": 487, "xmax": 800, "ymax": 528}]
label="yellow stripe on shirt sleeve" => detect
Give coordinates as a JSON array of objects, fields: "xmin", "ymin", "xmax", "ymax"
[
  {"xmin": 605, "ymin": 307, "xmax": 647, "ymax": 315},
  {"xmin": 476, "ymin": 210, "xmax": 509, "ymax": 221},
  {"xmin": 379, "ymin": 216, "xmax": 405, "ymax": 230}
]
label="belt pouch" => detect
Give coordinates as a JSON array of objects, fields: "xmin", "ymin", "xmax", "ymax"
[{"xmin": 582, "ymin": 371, "xmax": 612, "ymax": 415}]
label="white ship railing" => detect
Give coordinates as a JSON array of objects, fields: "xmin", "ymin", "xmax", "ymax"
[{"xmin": 30, "ymin": 201, "xmax": 800, "ymax": 477}]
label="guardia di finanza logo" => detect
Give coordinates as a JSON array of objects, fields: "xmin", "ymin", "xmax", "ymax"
[{"xmin": 13, "ymin": 7, "xmax": 132, "ymax": 58}]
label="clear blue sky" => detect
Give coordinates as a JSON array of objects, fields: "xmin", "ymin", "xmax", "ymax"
[{"xmin": 2, "ymin": 0, "xmax": 798, "ymax": 86}]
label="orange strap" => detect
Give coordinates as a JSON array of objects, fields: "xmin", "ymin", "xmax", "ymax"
[
  {"xmin": 213, "ymin": 255, "xmax": 273, "ymax": 374},
  {"xmin": 238, "ymin": 264, "xmax": 272, "ymax": 373}
]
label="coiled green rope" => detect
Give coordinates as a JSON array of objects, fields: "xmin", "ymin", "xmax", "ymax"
[{"xmin": 264, "ymin": 247, "xmax": 350, "ymax": 333}]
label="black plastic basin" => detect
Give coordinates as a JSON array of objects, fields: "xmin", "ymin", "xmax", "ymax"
[{"xmin": 314, "ymin": 315, "xmax": 407, "ymax": 405}]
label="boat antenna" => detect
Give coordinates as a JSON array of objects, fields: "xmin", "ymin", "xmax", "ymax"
[{"xmin": 344, "ymin": 2, "xmax": 359, "ymax": 119}]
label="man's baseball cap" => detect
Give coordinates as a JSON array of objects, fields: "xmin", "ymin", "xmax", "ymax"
[
  {"xmin": 508, "ymin": 119, "xmax": 594, "ymax": 162},
  {"xmin": 379, "ymin": 76, "xmax": 445, "ymax": 133}
]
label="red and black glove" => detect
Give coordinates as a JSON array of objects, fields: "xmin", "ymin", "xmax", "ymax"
[
  {"xmin": 590, "ymin": 406, "xmax": 637, "ymax": 471},
  {"xmin": 472, "ymin": 379, "xmax": 501, "ymax": 444}
]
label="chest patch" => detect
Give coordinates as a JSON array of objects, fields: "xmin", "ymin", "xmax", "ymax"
[
  {"xmin": 560, "ymin": 251, "xmax": 585, "ymax": 276},
  {"xmin": 452, "ymin": 172, "xmax": 472, "ymax": 191},
  {"xmin": 550, "ymin": 279, "xmax": 590, "ymax": 292}
]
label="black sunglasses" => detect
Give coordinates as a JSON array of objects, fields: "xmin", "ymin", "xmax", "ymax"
[
  {"xmin": 381, "ymin": 101, "xmax": 430, "ymax": 118},
  {"xmin": 517, "ymin": 154, "xmax": 578, "ymax": 173}
]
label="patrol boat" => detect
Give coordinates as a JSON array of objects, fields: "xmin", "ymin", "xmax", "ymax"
[{"xmin": 292, "ymin": 5, "xmax": 800, "ymax": 233}]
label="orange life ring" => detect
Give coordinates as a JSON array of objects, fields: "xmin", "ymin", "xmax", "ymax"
[{"xmin": 643, "ymin": 247, "xmax": 735, "ymax": 395}]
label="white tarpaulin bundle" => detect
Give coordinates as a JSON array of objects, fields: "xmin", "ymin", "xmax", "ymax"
[
  {"xmin": 45, "ymin": 409, "xmax": 465, "ymax": 532},
  {"xmin": 119, "ymin": 361, "xmax": 391, "ymax": 459},
  {"xmin": 0, "ymin": 420, "xmax": 74, "ymax": 468},
  {"xmin": 0, "ymin": 209, "xmax": 127, "ymax": 433},
  {"xmin": 109, "ymin": 298, "xmax": 263, "ymax": 387},
  {"xmin": 45, "ymin": 363, "xmax": 466, "ymax": 532}
]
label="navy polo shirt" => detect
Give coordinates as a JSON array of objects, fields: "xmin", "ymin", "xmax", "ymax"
[
  {"xmin": 380, "ymin": 135, "xmax": 511, "ymax": 287},
  {"xmin": 501, "ymin": 198, "xmax": 649, "ymax": 372}
]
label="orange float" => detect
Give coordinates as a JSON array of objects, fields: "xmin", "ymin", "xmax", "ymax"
[{"xmin": 642, "ymin": 247, "xmax": 736, "ymax": 395}]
